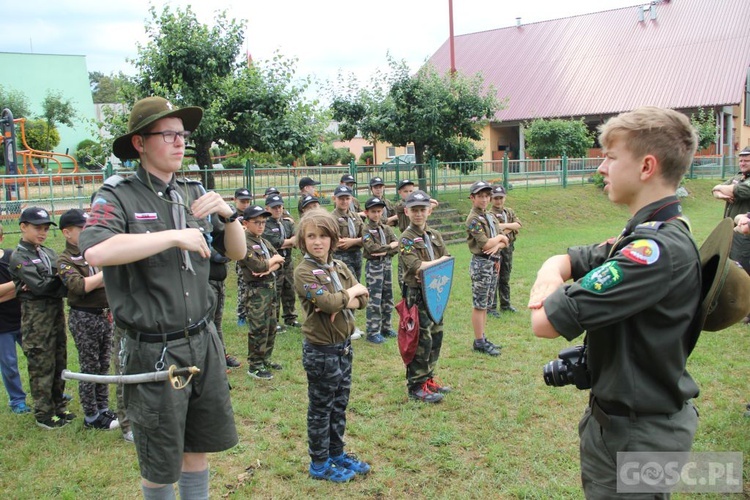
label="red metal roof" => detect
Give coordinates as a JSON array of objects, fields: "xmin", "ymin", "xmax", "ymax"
[{"xmin": 428, "ymin": 0, "xmax": 750, "ymax": 122}]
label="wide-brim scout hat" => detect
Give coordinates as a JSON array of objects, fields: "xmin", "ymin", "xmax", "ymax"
[
  {"xmin": 113, "ymin": 97, "xmax": 203, "ymax": 161},
  {"xmin": 699, "ymin": 217, "xmax": 750, "ymax": 331}
]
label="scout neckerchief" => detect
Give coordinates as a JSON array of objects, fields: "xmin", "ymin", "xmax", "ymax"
[
  {"xmin": 303, "ymin": 254, "xmax": 355, "ymax": 323},
  {"xmin": 35, "ymin": 245, "xmax": 52, "ymax": 273},
  {"xmin": 378, "ymin": 224, "xmax": 387, "ymax": 246},
  {"xmin": 258, "ymin": 237, "xmax": 272, "ymax": 260},
  {"xmin": 408, "ymin": 224, "xmax": 436, "ymax": 261},
  {"xmin": 485, "ymin": 209, "xmax": 498, "ymax": 238},
  {"xmin": 166, "ymin": 185, "xmax": 195, "ymax": 274},
  {"xmin": 346, "ymin": 213, "xmax": 357, "ymax": 238}
]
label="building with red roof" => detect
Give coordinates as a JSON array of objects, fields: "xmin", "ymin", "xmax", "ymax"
[{"xmin": 428, "ymin": 0, "xmax": 750, "ymax": 160}]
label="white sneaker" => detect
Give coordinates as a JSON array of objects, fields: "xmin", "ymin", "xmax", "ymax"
[
  {"xmin": 351, "ymin": 328, "xmax": 363, "ymax": 340},
  {"xmin": 123, "ymin": 430, "xmax": 134, "ymax": 443}
]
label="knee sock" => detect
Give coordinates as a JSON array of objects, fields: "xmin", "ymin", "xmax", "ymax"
[
  {"xmin": 141, "ymin": 483, "xmax": 176, "ymax": 500},
  {"xmin": 178, "ymin": 469, "xmax": 209, "ymax": 500}
]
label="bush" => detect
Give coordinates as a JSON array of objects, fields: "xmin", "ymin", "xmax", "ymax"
[
  {"xmin": 24, "ymin": 119, "xmax": 60, "ymax": 152},
  {"xmin": 525, "ymin": 118, "xmax": 594, "ymax": 159},
  {"xmin": 358, "ymin": 151, "xmax": 374, "ymax": 165}
]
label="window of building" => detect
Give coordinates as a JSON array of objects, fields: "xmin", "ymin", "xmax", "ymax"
[
  {"xmin": 386, "ymin": 146, "xmax": 396, "ymax": 158},
  {"xmin": 406, "ymin": 145, "xmax": 415, "ymax": 155}
]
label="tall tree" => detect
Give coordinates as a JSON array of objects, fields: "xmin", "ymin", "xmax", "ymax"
[
  {"xmin": 40, "ymin": 90, "xmax": 76, "ymax": 162},
  {"xmin": 89, "ymin": 71, "xmax": 133, "ymax": 104},
  {"xmin": 219, "ymin": 53, "xmax": 323, "ymax": 161},
  {"xmin": 132, "ymin": 5, "xmax": 244, "ymax": 188},
  {"xmin": 331, "ymin": 57, "xmax": 501, "ymax": 188}
]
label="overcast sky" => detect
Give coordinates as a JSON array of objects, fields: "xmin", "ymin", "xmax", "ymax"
[{"xmin": 6, "ymin": 0, "xmax": 640, "ymax": 88}]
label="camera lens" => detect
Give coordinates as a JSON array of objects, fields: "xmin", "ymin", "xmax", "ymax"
[{"xmin": 543, "ymin": 359, "xmax": 570, "ymax": 387}]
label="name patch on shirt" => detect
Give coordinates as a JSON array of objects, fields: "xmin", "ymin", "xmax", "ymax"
[
  {"xmin": 312, "ymin": 269, "xmax": 326, "ymax": 275},
  {"xmin": 134, "ymin": 213, "xmax": 158, "ymax": 220},
  {"xmin": 581, "ymin": 261, "xmax": 623, "ymax": 293},
  {"xmin": 621, "ymin": 239, "xmax": 660, "ymax": 265}
]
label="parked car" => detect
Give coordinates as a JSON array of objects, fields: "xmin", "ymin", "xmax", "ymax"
[{"xmin": 381, "ymin": 154, "xmax": 416, "ymax": 171}]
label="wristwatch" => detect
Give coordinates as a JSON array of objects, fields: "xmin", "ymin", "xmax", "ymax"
[{"xmin": 218, "ymin": 211, "xmax": 240, "ymax": 224}]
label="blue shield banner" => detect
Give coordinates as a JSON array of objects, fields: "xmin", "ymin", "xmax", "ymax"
[{"xmin": 420, "ymin": 257, "xmax": 455, "ymax": 324}]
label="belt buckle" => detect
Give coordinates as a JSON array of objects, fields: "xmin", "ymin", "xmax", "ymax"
[{"xmin": 343, "ymin": 345, "xmax": 350, "ymax": 356}]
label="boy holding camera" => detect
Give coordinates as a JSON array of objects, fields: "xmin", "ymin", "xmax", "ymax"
[{"xmin": 529, "ymin": 107, "xmax": 702, "ymax": 498}]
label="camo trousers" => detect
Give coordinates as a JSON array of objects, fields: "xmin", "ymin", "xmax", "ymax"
[
  {"xmin": 20, "ymin": 299, "xmax": 67, "ymax": 420},
  {"xmin": 333, "ymin": 250, "xmax": 362, "ymax": 284},
  {"xmin": 112, "ymin": 325, "xmax": 131, "ymax": 433},
  {"xmin": 236, "ymin": 261, "xmax": 248, "ymax": 322},
  {"xmin": 365, "ymin": 258, "xmax": 394, "ymax": 336},
  {"xmin": 275, "ymin": 262, "xmax": 297, "ymax": 324},
  {"xmin": 489, "ymin": 246, "xmax": 514, "ymax": 312},
  {"xmin": 470, "ymin": 255, "xmax": 499, "ymax": 310},
  {"xmin": 245, "ymin": 285, "xmax": 277, "ymax": 371},
  {"xmin": 302, "ymin": 340, "xmax": 352, "ymax": 463},
  {"xmin": 68, "ymin": 308, "xmax": 114, "ymax": 417},
  {"xmin": 404, "ymin": 287, "xmax": 443, "ymax": 392},
  {"xmin": 209, "ymin": 279, "xmax": 226, "ymax": 347}
]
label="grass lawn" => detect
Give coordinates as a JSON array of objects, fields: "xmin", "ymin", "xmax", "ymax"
[{"xmin": 0, "ymin": 179, "xmax": 747, "ymax": 498}]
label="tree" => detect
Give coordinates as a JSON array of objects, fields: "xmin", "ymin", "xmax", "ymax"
[
  {"xmin": 219, "ymin": 54, "xmax": 323, "ymax": 162},
  {"xmin": 690, "ymin": 108, "xmax": 717, "ymax": 151},
  {"xmin": 524, "ymin": 118, "xmax": 594, "ymax": 159},
  {"xmin": 40, "ymin": 90, "xmax": 76, "ymax": 161},
  {"xmin": 24, "ymin": 119, "xmax": 60, "ymax": 158},
  {"xmin": 89, "ymin": 71, "xmax": 133, "ymax": 104},
  {"xmin": 131, "ymin": 6, "xmax": 321, "ymax": 187},
  {"xmin": 331, "ymin": 57, "xmax": 500, "ymax": 189},
  {"xmin": 0, "ymin": 85, "xmax": 31, "ymax": 118}
]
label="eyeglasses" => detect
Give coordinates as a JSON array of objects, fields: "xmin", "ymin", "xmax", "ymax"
[
  {"xmin": 250, "ymin": 220, "xmax": 267, "ymax": 226},
  {"xmin": 142, "ymin": 130, "xmax": 191, "ymax": 143}
]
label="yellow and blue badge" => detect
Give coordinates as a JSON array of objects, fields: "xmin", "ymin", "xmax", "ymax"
[
  {"xmin": 621, "ymin": 239, "xmax": 660, "ymax": 265},
  {"xmin": 581, "ymin": 261, "xmax": 623, "ymax": 293}
]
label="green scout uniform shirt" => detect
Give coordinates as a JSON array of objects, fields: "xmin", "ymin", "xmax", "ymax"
[
  {"xmin": 395, "ymin": 201, "xmax": 409, "ymax": 232},
  {"xmin": 465, "ymin": 206, "xmax": 502, "ymax": 258},
  {"xmin": 721, "ymin": 171, "xmax": 750, "ymax": 219},
  {"xmin": 79, "ymin": 167, "xmax": 214, "ymax": 333},
  {"xmin": 9, "ymin": 240, "xmax": 66, "ymax": 301},
  {"xmin": 362, "ymin": 218, "xmax": 398, "ymax": 260},
  {"xmin": 263, "ymin": 216, "xmax": 295, "ymax": 265},
  {"xmin": 378, "ymin": 198, "xmax": 396, "ymax": 222},
  {"xmin": 238, "ymin": 233, "xmax": 278, "ymax": 285},
  {"xmin": 543, "ymin": 196, "xmax": 701, "ymax": 414},
  {"xmin": 293, "ymin": 257, "xmax": 367, "ymax": 345},
  {"xmin": 332, "ymin": 207, "xmax": 364, "ymax": 247},
  {"xmin": 58, "ymin": 241, "xmax": 108, "ymax": 309},
  {"xmin": 490, "ymin": 206, "xmax": 521, "ymax": 245},
  {"xmin": 399, "ymin": 225, "xmax": 448, "ymax": 289}
]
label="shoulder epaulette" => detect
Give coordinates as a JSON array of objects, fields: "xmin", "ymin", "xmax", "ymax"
[
  {"xmin": 176, "ymin": 177, "xmax": 202, "ymax": 185},
  {"xmin": 101, "ymin": 174, "xmax": 127, "ymax": 190},
  {"xmin": 634, "ymin": 221, "xmax": 664, "ymax": 232}
]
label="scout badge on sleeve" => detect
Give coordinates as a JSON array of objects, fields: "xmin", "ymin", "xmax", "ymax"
[
  {"xmin": 395, "ymin": 299, "xmax": 419, "ymax": 365},
  {"xmin": 420, "ymin": 256, "xmax": 455, "ymax": 324}
]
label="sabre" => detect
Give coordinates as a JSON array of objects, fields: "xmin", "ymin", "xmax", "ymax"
[{"xmin": 62, "ymin": 365, "xmax": 200, "ymax": 390}]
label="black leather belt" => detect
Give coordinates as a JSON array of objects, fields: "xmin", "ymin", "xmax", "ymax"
[
  {"xmin": 126, "ymin": 317, "xmax": 209, "ymax": 343},
  {"xmin": 590, "ymin": 396, "xmax": 672, "ymax": 430},
  {"xmin": 306, "ymin": 340, "xmax": 351, "ymax": 356},
  {"xmin": 70, "ymin": 306, "xmax": 108, "ymax": 314},
  {"xmin": 472, "ymin": 253, "xmax": 501, "ymax": 262}
]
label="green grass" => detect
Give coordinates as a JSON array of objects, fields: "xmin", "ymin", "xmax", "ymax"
[{"xmin": 0, "ymin": 179, "xmax": 748, "ymax": 498}]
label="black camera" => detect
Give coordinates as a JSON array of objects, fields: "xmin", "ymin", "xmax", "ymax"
[{"xmin": 543, "ymin": 345, "xmax": 591, "ymax": 390}]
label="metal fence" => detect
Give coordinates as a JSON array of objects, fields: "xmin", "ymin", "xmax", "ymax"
[{"xmin": 0, "ymin": 154, "xmax": 738, "ymax": 234}]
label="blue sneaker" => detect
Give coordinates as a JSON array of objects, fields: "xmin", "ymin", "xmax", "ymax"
[
  {"xmin": 11, "ymin": 402, "xmax": 31, "ymax": 414},
  {"xmin": 309, "ymin": 458, "xmax": 355, "ymax": 482},
  {"xmin": 381, "ymin": 329, "xmax": 397, "ymax": 338},
  {"xmin": 331, "ymin": 452, "xmax": 371, "ymax": 475},
  {"xmin": 366, "ymin": 333, "xmax": 386, "ymax": 344},
  {"xmin": 237, "ymin": 318, "xmax": 247, "ymax": 327}
]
